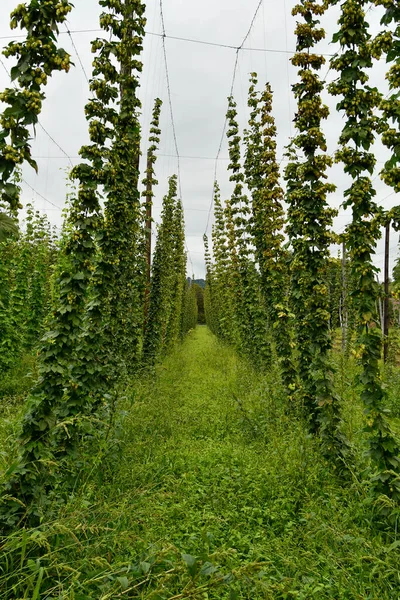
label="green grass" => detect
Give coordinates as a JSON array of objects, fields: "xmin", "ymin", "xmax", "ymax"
[
  {"xmin": 1, "ymin": 327, "xmax": 400, "ymax": 598},
  {"xmin": 0, "ymin": 354, "xmax": 37, "ymax": 473}
]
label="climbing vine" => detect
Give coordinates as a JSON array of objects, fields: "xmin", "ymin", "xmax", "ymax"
[
  {"xmin": 203, "ymin": 233, "xmax": 218, "ymax": 336},
  {"xmin": 328, "ymin": 0, "xmax": 400, "ymax": 496},
  {"xmin": 91, "ymin": 0, "xmax": 146, "ymax": 372},
  {"xmin": 0, "ymin": 1, "xmax": 73, "ymax": 210},
  {"xmin": 11, "ymin": 207, "xmax": 56, "ymax": 353},
  {"xmin": 0, "ymin": 0, "xmax": 147, "ymax": 528},
  {"xmin": 372, "ymin": 0, "xmax": 400, "ymax": 193},
  {"xmin": 182, "ymin": 280, "xmax": 198, "ymax": 335},
  {"xmin": 244, "ymin": 74, "xmax": 297, "ymax": 400},
  {"xmin": 207, "ymin": 183, "xmax": 235, "ymax": 342},
  {"xmin": 0, "ymin": 207, "xmax": 56, "ymax": 376},
  {"xmin": 143, "ymin": 175, "xmax": 187, "ymax": 363},
  {"xmin": 225, "ymin": 97, "xmax": 270, "ymax": 369},
  {"xmin": 166, "ymin": 197, "xmax": 186, "ymax": 350},
  {"xmin": 285, "ymin": 0, "xmax": 344, "ymax": 453},
  {"xmin": 143, "ymin": 98, "xmax": 163, "ymax": 319}
]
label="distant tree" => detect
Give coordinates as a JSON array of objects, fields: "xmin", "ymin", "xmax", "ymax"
[{"xmin": 193, "ymin": 278, "xmax": 206, "ymax": 289}]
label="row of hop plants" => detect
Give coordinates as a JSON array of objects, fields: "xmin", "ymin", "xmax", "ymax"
[
  {"xmin": 0, "ymin": 0, "xmax": 197, "ymax": 530},
  {"xmin": 0, "ymin": 205, "xmax": 57, "ymax": 372},
  {"xmin": 204, "ymin": 0, "xmax": 400, "ymax": 508}
]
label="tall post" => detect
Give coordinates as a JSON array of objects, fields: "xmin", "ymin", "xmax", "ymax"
[{"xmin": 383, "ymin": 220, "xmax": 390, "ymax": 362}]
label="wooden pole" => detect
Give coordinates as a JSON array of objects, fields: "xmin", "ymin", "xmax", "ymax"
[{"xmin": 383, "ymin": 220, "xmax": 390, "ymax": 362}]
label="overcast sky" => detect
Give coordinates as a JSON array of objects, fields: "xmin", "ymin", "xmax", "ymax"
[{"xmin": 0, "ymin": 0, "xmax": 398, "ymax": 278}]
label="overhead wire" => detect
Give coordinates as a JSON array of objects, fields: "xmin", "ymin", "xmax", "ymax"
[
  {"xmin": 141, "ymin": 0, "xmax": 163, "ymax": 157},
  {"xmin": 32, "ymin": 153, "xmax": 230, "ymax": 161},
  {"xmin": 283, "ymin": 0, "xmax": 293, "ymax": 139},
  {"xmin": 22, "ymin": 178, "xmax": 62, "ymax": 210},
  {"xmin": 204, "ymin": 0, "xmax": 266, "ymax": 237},
  {"xmin": 65, "ymin": 6, "xmax": 397, "ymax": 269},
  {"xmin": 159, "ymin": 0, "xmax": 194, "ymax": 276},
  {"xmin": 0, "ymin": 12, "xmax": 356, "ymax": 225},
  {"xmin": 147, "ymin": 30, "xmax": 332, "ymax": 55},
  {"xmin": 1, "ymin": 7, "xmax": 396, "ymax": 268},
  {"xmin": 37, "ymin": 124, "xmax": 74, "ymax": 168},
  {"xmin": 240, "ymin": 0, "xmax": 264, "ymax": 49},
  {"xmin": 0, "ymin": 28, "xmax": 328, "ymax": 56},
  {"xmin": 262, "ymin": 0, "xmax": 268, "ymax": 81},
  {"xmin": 159, "ymin": 0, "xmax": 181, "ymax": 192},
  {"xmin": 65, "ymin": 26, "xmax": 90, "ymax": 85}
]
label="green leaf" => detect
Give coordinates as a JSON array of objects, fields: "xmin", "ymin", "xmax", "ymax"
[
  {"xmin": 32, "ymin": 567, "xmax": 44, "ymax": 600},
  {"xmin": 182, "ymin": 553, "xmax": 199, "ymax": 578},
  {"xmin": 116, "ymin": 576, "xmax": 129, "ymax": 589},
  {"xmin": 200, "ymin": 561, "xmax": 218, "ymax": 577},
  {"xmin": 140, "ymin": 561, "xmax": 151, "ymax": 574}
]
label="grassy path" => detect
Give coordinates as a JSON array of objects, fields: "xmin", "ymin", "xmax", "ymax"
[{"xmin": 2, "ymin": 327, "xmax": 400, "ymax": 598}]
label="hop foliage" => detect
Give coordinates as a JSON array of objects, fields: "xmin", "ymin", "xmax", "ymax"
[
  {"xmin": 285, "ymin": 0, "xmax": 344, "ymax": 455},
  {"xmin": 0, "ymin": 206, "xmax": 56, "ymax": 373},
  {"xmin": 244, "ymin": 74, "xmax": 297, "ymax": 399},
  {"xmin": 0, "ymin": 0, "xmax": 73, "ymax": 209},
  {"xmin": 143, "ymin": 175, "xmax": 188, "ymax": 363},
  {"xmin": 328, "ymin": 0, "xmax": 400, "ymax": 497},
  {"xmin": 0, "ymin": 0, "xmax": 148, "ymax": 529}
]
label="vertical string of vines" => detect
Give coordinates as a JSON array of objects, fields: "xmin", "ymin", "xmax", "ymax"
[
  {"xmin": 0, "ymin": 1, "xmax": 73, "ymax": 209},
  {"xmin": 0, "ymin": 207, "xmax": 20, "ymax": 372},
  {"xmin": 36, "ymin": 0, "xmax": 128, "ymax": 420},
  {"xmin": 224, "ymin": 100, "xmax": 248, "ymax": 354},
  {"xmin": 142, "ymin": 98, "xmax": 163, "ymax": 320},
  {"xmin": 210, "ymin": 183, "xmax": 235, "ymax": 342},
  {"xmin": 328, "ymin": 0, "xmax": 400, "ymax": 498},
  {"xmin": 166, "ymin": 197, "xmax": 186, "ymax": 349},
  {"xmin": 182, "ymin": 280, "xmax": 198, "ymax": 335},
  {"xmin": 372, "ymin": 0, "xmax": 400, "ymax": 370},
  {"xmin": 91, "ymin": 0, "xmax": 146, "ymax": 373},
  {"xmin": 143, "ymin": 175, "xmax": 181, "ymax": 363},
  {"xmin": 0, "ymin": 0, "xmax": 146, "ymax": 528},
  {"xmin": 203, "ymin": 233, "xmax": 217, "ymax": 335},
  {"xmin": 285, "ymin": 0, "xmax": 345, "ymax": 453},
  {"xmin": 10, "ymin": 208, "xmax": 56, "ymax": 354},
  {"xmin": 244, "ymin": 74, "xmax": 298, "ymax": 399},
  {"xmin": 26, "ymin": 212, "xmax": 57, "ymax": 348},
  {"xmin": 203, "ymin": 233, "xmax": 213, "ymax": 285},
  {"xmin": 226, "ymin": 97, "xmax": 270, "ymax": 369},
  {"xmin": 372, "ymin": 1, "xmax": 400, "ymax": 193},
  {"xmin": 223, "ymin": 195, "xmax": 242, "ymax": 347},
  {"xmin": 373, "ymin": 2, "xmax": 400, "ymax": 280},
  {"xmin": 67, "ymin": 0, "xmax": 146, "ymax": 408}
]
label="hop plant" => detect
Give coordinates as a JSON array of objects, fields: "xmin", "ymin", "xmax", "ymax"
[
  {"xmin": 285, "ymin": 0, "xmax": 346, "ymax": 456},
  {"xmin": 0, "ymin": 0, "xmax": 73, "ymax": 209}
]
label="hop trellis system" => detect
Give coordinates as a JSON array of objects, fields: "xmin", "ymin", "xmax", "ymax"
[
  {"xmin": 0, "ymin": 0, "xmax": 193, "ymax": 529},
  {"xmin": 204, "ymin": 0, "xmax": 400, "ymax": 507},
  {"xmin": 0, "ymin": 0, "xmax": 399, "ymax": 533}
]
